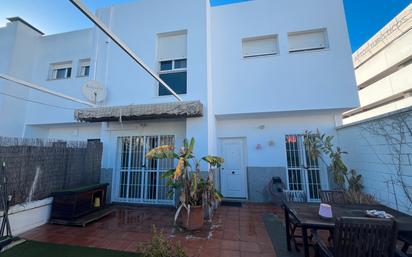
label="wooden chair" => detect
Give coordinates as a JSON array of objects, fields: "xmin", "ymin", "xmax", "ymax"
[
  {"xmin": 320, "ymin": 190, "xmax": 346, "ymax": 204},
  {"xmin": 282, "ymin": 190, "xmax": 307, "ymax": 252},
  {"xmin": 313, "ymin": 217, "xmax": 402, "ymax": 257},
  {"xmin": 398, "ymin": 232, "xmax": 412, "ymax": 256}
]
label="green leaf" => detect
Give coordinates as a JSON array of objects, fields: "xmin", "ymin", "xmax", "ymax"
[
  {"xmin": 161, "ymin": 169, "xmax": 176, "ymax": 179},
  {"xmin": 202, "ymin": 155, "xmax": 224, "ymax": 168}
]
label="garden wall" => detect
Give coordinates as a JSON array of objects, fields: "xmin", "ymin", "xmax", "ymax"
[
  {"xmin": 0, "ymin": 137, "xmax": 103, "ymax": 210},
  {"xmin": 337, "ymin": 107, "xmax": 412, "ymax": 215}
]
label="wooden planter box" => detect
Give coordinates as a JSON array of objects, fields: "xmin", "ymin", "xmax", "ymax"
[{"xmin": 50, "ymin": 183, "xmax": 112, "ymax": 226}]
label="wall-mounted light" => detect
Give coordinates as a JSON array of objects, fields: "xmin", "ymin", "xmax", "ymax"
[
  {"xmin": 268, "ymin": 140, "xmax": 275, "ymax": 146},
  {"xmin": 256, "ymin": 144, "xmax": 262, "ymax": 150},
  {"xmin": 258, "ymin": 125, "xmax": 265, "ymax": 130}
]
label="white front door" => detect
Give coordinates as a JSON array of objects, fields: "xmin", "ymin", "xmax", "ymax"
[{"xmin": 220, "ymin": 138, "xmax": 247, "ymax": 198}]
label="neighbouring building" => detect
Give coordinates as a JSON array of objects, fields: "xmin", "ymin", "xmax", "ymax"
[
  {"xmin": 338, "ymin": 4, "xmax": 412, "ymax": 214},
  {"xmin": 343, "ymin": 4, "xmax": 412, "ymax": 124},
  {"xmin": 0, "ymin": 0, "xmax": 359, "ymax": 205}
]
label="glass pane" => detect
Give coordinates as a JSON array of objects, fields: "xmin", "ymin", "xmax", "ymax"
[
  {"xmin": 66, "ymin": 67, "xmax": 72, "ymax": 78},
  {"xmin": 55, "ymin": 68, "xmax": 66, "ymax": 79},
  {"xmin": 285, "ymin": 135, "xmax": 300, "ymax": 168},
  {"xmin": 84, "ymin": 66, "xmax": 90, "ymax": 76},
  {"xmin": 160, "ymin": 61, "xmax": 173, "ymax": 71},
  {"xmin": 174, "ymin": 59, "xmax": 187, "ymax": 69},
  {"xmin": 158, "ymin": 72, "xmax": 187, "ymax": 96}
]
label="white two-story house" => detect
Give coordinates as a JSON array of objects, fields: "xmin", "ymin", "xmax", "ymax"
[{"xmin": 0, "ymin": 0, "xmax": 359, "ymax": 204}]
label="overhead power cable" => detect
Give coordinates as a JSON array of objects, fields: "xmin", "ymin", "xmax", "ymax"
[
  {"xmin": 0, "ymin": 73, "xmax": 96, "ymax": 107},
  {"xmin": 0, "ymin": 91, "xmax": 75, "ymax": 110}
]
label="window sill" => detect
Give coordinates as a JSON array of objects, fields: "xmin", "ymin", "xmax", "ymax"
[
  {"xmin": 47, "ymin": 77, "xmax": 71, "ymax": 81},
  {"xmin": 243, "ymin": 53, "xmax": 279, "ymax": 58},
  {"xmin": 288, "ymin": 47, "xmax": 329, "ymax": 54}
]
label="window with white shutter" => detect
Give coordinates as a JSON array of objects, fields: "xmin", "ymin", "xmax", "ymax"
[
  {"xmin": 288, "ymin": 29, "xmax": 328, "ymax": 53},
  {"xmin": 242, "ymin": 35, "xmax": 279, "ymax": 58},
  {"xmin": 49, "ymin": 61, "xmax": 72, "ymax": 80},
  {"xmin": 157, "ymin": 31, "xmax": 187, "ymax": 96}
]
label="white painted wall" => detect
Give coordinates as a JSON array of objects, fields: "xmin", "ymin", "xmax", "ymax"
[
  {"xmin": 25, "ymin": 123, "xmax": 101, "ymax": 141},
  {"xmin": 345, "ymin": 10, "xmax": 412, "ymax": 124},
  {"xmin": 0, "ymin": 0, "xmax": 359, "ymax": 207},
  {"xmin": 337, "ymin": 112, "xmax": 412, "ymax": 215},
  {"xmin": 94, "ymin": 0, "xmax": 211, "ymax": 161},
  {"xmin": 0, "ymin": 198, "xmax": 53, "ymax": 235},
  {"xmin": 210, "ymin": 0, "xmax": 359, "ymax": 116},
  {"xmin": 355, "ymin": 29, "xmax": 412, "ymax": 86},
  {"xmin": 102, "ymin": 119, "xmax": 186, "ymax": 201},
  {"xmin": 24, "ymin": 29, "xmax": 94, "ymax": 126},
  {"xmin": 216, "ymin": 110, "xmax": 339, "ymax": 167},
  {"xmin": 0, "ymin": 20, "xmax": 42, "ymax": 137}
]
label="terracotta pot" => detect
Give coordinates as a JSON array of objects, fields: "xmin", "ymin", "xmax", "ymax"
[{"xmin": 180, "ymin": 205, "xmax": 204, "ymax": 230}]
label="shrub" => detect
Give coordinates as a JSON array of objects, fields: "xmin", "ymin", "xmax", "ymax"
[
  {"xmin": 140, "ymin": 226, "xmax": 187, "ymax": 257},
  {"xmin": 345, "ymin": 189, "xmax": 377, "ymax": 205}
]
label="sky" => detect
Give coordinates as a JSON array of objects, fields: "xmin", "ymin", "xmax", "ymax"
[{"xmin": 0, "ymin": 0, "xmax": 411, "ymax": 52}]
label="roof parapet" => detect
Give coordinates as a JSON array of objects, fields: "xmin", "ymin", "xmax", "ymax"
[{"xmin": 7, "ymin": 17, "xmax": 44, "ymax": 35}]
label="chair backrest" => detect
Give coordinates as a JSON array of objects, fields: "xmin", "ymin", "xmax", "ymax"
[
  {"xmin": 320, "ymin": 190, "xmax": 346, "ymax": 204},
  {"xmin": 333, "ymin": 217, "xmax": 397, "ymax": 257},
  {"xmin": 283, "ymin": 190, "xmax": 307, "ymax": 203}
]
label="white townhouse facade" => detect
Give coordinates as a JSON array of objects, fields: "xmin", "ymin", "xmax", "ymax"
[{"xmin": 0, "ymin": 0, "xmax": 359, "ymax": 204}]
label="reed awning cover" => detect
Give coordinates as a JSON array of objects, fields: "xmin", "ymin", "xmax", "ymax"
[{"xmin": 75, "ymin": 101, "xmax": 203, "ymax": 122}]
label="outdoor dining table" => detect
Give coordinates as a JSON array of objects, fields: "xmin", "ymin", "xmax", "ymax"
[{"xmin": 283, "ymin": 202, "xmax": 412, "ymax": 257}]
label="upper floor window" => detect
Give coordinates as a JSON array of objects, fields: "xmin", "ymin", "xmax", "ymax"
[
  {"xmin": 78, "ymin": 59, "xmax": 90, "ymax": 77},
  {"xmin": 242, "ymin": 34, "xmax": 279, "ymax": 58},
  {"xmin": 49, "ymin": 61, "xmax": 72, "ymax": 80},
  {"xmin": 288, "ymin": 28, "xmax": 328, "ymax": 53},
  {"xmin": 157, "ymin": 31, "xmax": 187, "ymax": 96}
]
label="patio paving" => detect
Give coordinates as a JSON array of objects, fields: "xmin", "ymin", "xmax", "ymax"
[{"xmin": 21, "ymin": 203, "xmax": 285, "ymax": 257}]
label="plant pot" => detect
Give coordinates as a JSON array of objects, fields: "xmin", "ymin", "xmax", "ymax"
[{"xmin": 180, "ymin": 205, "xmax": 204, "ymax": 230}]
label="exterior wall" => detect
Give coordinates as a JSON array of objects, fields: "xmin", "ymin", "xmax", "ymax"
[
  {"xmin": 0, "ymin": 20, "xmax": 42, "ymax": 137},
  {"xmin": 211, "ymin": 0, "xmax": 359, "ymax": 116},
  {"xmin": 100, "ymin": 119, "xmax": 186, "ymax": 202},
  {"xmin": 337, "ymin": 108, "xmax": 412, "ymax": 215},
  {"xmin": 0, "ymin": 198, "xmax": 53, "ymax": 235},
  {"xmin": 24, "ymin": 29, "xmax": 94, "ymax": 125},
  {"xmin": 0, "ymin": 0, "xmax": 359, "ymax": 204},
  {"xmin": 247, "ymin": 167, "xmax": 285, "ymax": 202},
  {"xmin": 25, "ymin": 123, "xmax": 101, "ymax": 141},
  {"xmin": 216, "ymin": 110, "xmax": 340, "ymax": 201},
  {"xmin": 344, "ymin": 4, "xmax": 412, "ymax": 124},
  {"xmin": 94, "ymin": 0, "xmax": 211, "ymax": 161}
]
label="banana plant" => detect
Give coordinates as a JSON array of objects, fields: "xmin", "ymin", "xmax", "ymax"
[{"xmin": 146, "ymin": 137, "xmax": 224, "ymax": 226}]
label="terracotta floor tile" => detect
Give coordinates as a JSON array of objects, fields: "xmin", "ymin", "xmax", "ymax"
[
  {"xmin": 239, "ymin": 241, "xmax": 260, "ymax": 253},
  {"xmin": 21, "ymin": 203, "xmax": 285, "ymax": 257},
  {"xmin": 221, "ymin": 249, "xmax": 241, "ymax": 257},
  {"xmin": 204, "ymin": 239, "xmax": 221, "ymax": 249},
  {"xmin": 200, "ymin": 248, "xmax": 220, "ymax": 257},
  {"xmin": 221, "ymin": 240, "xmax": 240, "ymax": 250}
]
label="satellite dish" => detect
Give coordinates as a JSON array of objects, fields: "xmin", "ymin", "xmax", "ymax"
[{"xmin": 82, "ymin": 80, "xmax": 107, "ymax": 103}]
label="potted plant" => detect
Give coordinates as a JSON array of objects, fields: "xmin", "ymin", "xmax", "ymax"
[{"xmin": 146, "ymin": 138, "xmax": 223, "ymax": 230}]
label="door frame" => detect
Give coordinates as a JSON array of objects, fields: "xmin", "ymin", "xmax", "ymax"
[
  {"xmin": 218, "ymin": 137, "xmax": 248, "ymax": 200},
  {"xmin": 284, "ymin": 134, "xmax": 329, "ymax": 202},
  {"xmin": 112, "ymin": 134, "xmax": 176, "ymax": 205}
]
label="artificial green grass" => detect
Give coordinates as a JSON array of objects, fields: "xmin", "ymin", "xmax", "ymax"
[{"xmin": 1, "ymin": 240, "xmax": 140, "ymax": 257}]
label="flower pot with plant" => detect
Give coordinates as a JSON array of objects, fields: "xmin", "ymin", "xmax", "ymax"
[{"xmin": 146, "ymin": 138, "xmax": 223, "ymax": 230}]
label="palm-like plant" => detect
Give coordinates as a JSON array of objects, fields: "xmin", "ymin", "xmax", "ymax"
[{"xmin": 146, "ymin": 138, "xmax": 223, "ymax": 226}]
